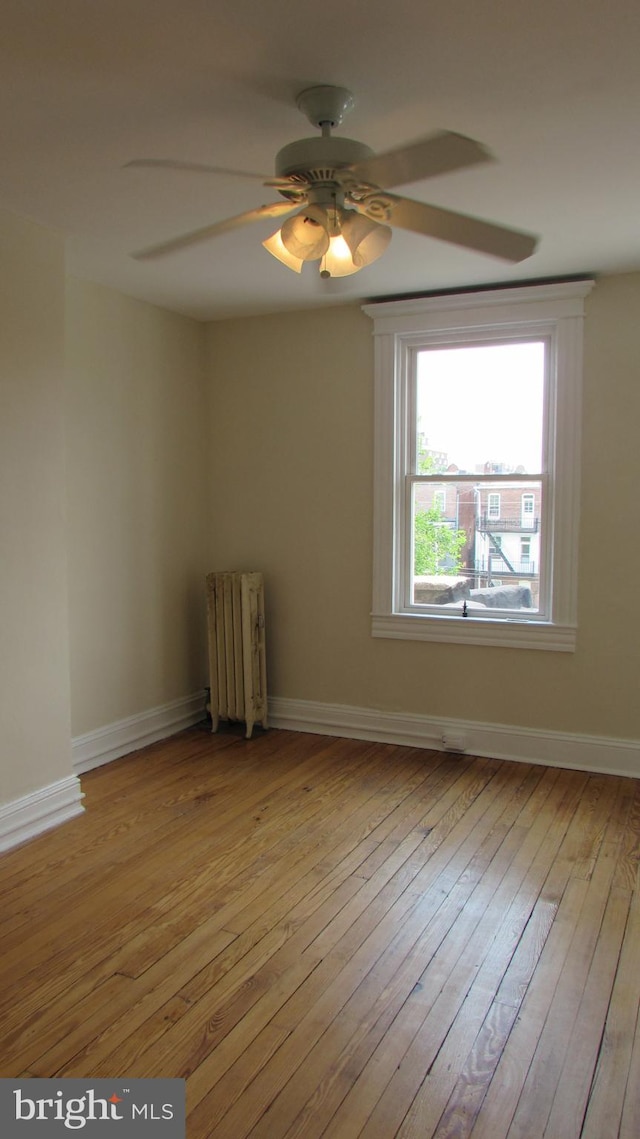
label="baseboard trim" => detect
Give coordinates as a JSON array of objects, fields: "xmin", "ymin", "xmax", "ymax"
[
  {"xmin": 268, "ymin": 697, "xmax": 640, "ymax": 779},
  {"xmin": 0, "ymin": 775, "xmax": 85, "ymax": 854},
  {"xmin": 72, "ymin": 692, "xmax": 207, "ymax": 775}
]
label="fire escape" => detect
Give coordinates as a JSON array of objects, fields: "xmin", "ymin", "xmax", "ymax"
[{"xmin": 475, "ymin": 514, "xmax": 540, "ymax": 582}]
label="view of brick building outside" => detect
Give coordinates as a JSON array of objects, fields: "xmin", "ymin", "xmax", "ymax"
[{"xmin": 415, "ymin": 461, "xmax": 542, "ymax": 607}]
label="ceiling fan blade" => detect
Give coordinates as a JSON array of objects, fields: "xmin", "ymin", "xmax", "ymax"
[
  {"xmin": 346, "ymin": 131, "xmax": 493, "ymax": 190},
  {"xmin": 132, "ymin": 202, "xmax": 298, "ymax": 261},
  {"xmin": 124, "ymin": 158, "xmax": 271, "ymax": 181},
  {"xmin": 367, "ymin": 193, "xmax": 537, "ymax": 262}
]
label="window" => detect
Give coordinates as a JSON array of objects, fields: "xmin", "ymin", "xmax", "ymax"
[
  {"xmin": 522, "ymin": 493, "xmax": 535, "ymax": 527},
  {"xmin": 364, "ymin": 280, "xmax": 593, "ymax": 651},
  {"xmin": 487, "ymin": 493, "xmax": 501, "ymax": 520}
]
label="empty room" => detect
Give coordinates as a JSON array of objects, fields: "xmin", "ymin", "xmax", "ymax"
[{"xmin": 1, "ymin": 2, "xmax": 639, "ymax": 1137}]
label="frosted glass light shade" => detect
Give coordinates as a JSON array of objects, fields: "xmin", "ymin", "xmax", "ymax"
[
  {"xmin": 262, "ymin": 229, "xmax": 303, "ymax": 272},
  {"xmin": 280, "ymin": 205, "xmax": 330, "ymax": 261},
  {"xmin": 342, "ymin": 211, "xmax": 392, "ymax": 267},
  {"xmin": 264, "ymin": 205, "xmax": 392, "ymax": 276},
  {"xmin": 319, "ymin": 234, "xmax": 360, "ymax": 277}
]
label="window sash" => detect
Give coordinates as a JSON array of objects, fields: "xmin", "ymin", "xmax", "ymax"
[
  {"xmin": 406, "ymin": 473, "xmax": 547, "ymax": 619},
  {"xmin": 401, "ymin": 333, "xmax": 551, "ymax": 621}
]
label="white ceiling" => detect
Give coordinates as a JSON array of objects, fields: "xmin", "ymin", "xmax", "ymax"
[{"xmin": 2, "ymin": 0, "xmax": 639, "ymax": 321}]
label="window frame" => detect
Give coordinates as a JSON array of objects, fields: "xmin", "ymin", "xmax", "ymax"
[{"xmin": 364, "ymin": 280, "xmax": 594, "ymax": 652}]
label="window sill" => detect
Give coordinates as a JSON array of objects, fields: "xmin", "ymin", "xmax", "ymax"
[{"xmin": 371, "ymin": 611, "xmax": 576, "ymax": 652}]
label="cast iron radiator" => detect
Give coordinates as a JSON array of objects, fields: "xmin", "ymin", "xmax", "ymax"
[{"xmin": 205, "ymin": 571, "xmax": 268, "ymax": 739}]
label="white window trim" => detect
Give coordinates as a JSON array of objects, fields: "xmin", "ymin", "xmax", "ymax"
[{"xmin": 363, "ymin": 280, "xmax": 594, "ymax": 652}]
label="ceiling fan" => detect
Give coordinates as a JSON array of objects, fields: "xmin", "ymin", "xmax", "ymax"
[{"xmin": 128, "ymin": 85, "xmax": 538, "ymax": 278}]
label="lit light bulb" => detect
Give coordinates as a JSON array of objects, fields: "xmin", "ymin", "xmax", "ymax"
[{"xmin": 319, "ymin": 234, "xmax": 360, "ymax": 278}]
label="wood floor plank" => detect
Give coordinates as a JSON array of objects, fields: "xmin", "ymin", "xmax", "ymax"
[
  {"xmin": 447, "ymin": 773, "xmax": 620, "ymax": 1139},
  {"xmin": 542, "ymin": 885, "xmax": 632, "ymax": 1139},
  {"xmin": 0, "ymin": 734, "xmax": 397, "ymax": 1021},
  {"xmin": 580, "ymin": 884, "xmax": 640, "ymax": 1139},
  {"xmin": 230, "ymin": 766, "xmax": 547, "ymax": 1139},
  {"xmin": 0, "ymin": 726, "xmax": 638, "ymax": 1139},
  {"xmin": 10, "ymin": 925, "xmax": 239, "ymax": 1077},
  {"xmin": 26, "ymin": 747, "xmax": 437, "ymax": 1075},
  {"xmin": 496, "ymin": 838, "xmax": 622, "ymax": 1139},
  {"xmin": 71, "ymin": 744, "xmax": 445, "ymax": 1077},
  {"xmin": 398, "ymin": 877, "xmax": 589, "ymax": 1139},
  {"xmin": 619, "ymin": 987, "xmax": 640, "ymax": 1139},
  {"xmin": 196, "ymin": 762, "xmax": 546, "ymax": 1139},
  {"xmin": 315, "ymin": 769, "xmax": 566, "ymax": 1139},
  {"xmin": 613, "ymin": 780, "xmax": 640, "ymax": 891},
  {"xmin": 0, "ymin": 726, "xmax": 271, "ymax": 897},
  {"xmin": 343, "ymin": 769, "xmax": 588, "ymax": 1139}
]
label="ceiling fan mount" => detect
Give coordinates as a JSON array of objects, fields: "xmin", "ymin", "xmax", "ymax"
[
  {"xmin": 295, "ymin": 85, "xmax": 356, "ymax": 130},
  {"xmin": 127, "ymin": 84, "xmax": 539, "ymax": 274}
]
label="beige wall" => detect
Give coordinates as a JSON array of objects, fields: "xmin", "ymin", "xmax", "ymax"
[
  {"xmin": 206, "ymin": 275, "xmax": 640, "ymax": 744},
  {"xmin": 3, "ymin": 219, "xmax": 638, "ymax": 818},
  {"xmin": 0, "ymin": 209, "xmax": 73, "ymax": 804},
  {"xmin": 65, "ymin": 278, "xmax": 210, "ymax": 737}
]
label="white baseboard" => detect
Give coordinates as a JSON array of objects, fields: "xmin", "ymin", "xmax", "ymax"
[
  {"xmin": 0, "ymin": 775, "xmax": 85, "ymax": 855},
  {"xmin": 268, "ymin": 697, "xmax": 640, "ymax": 779},
  {"xmin": 4, "ymin": 695, "xmax": 632, "ymax": 857},
  {"xmin": 72, "ymin": 691, "xmax": 207, "ymax": 775},
  {"xmin": 0, "ymin": 694, "xmax": 206, "ymax": 855}
]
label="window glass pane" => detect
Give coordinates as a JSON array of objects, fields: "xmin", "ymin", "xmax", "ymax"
[
  {"xmin": 416, "ymin": 341, "xmax": 545, "ymax": 475},
  {"xmin": 412, "ymin": 481, "xmax": 542, "ymax": 612}
]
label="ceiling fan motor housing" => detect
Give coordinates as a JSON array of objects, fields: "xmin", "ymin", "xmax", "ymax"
[{"xmin": 275, "ymin": 136, "xmax": 374, "ymax": 183}]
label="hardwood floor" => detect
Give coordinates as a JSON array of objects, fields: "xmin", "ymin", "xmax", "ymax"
[{"xmin": 1, "ymin": 723, "xmax": 639, "ymax": 1138}]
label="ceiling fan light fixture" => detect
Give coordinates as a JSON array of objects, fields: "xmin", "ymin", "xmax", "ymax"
[
  {"xmin": 262, "ymin": 229, "xmax": 304, "ymax": 272},
  {"xmin": 279, "ymin": 205, "xmax": 330, "ymax": 261},
  {"xmin": 319, "ymin": 233, "xmax": 361, "ymax": 278},
  {"xmin": 341, "ymin": 211, "xmax": 392, "ymax": 268}
]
